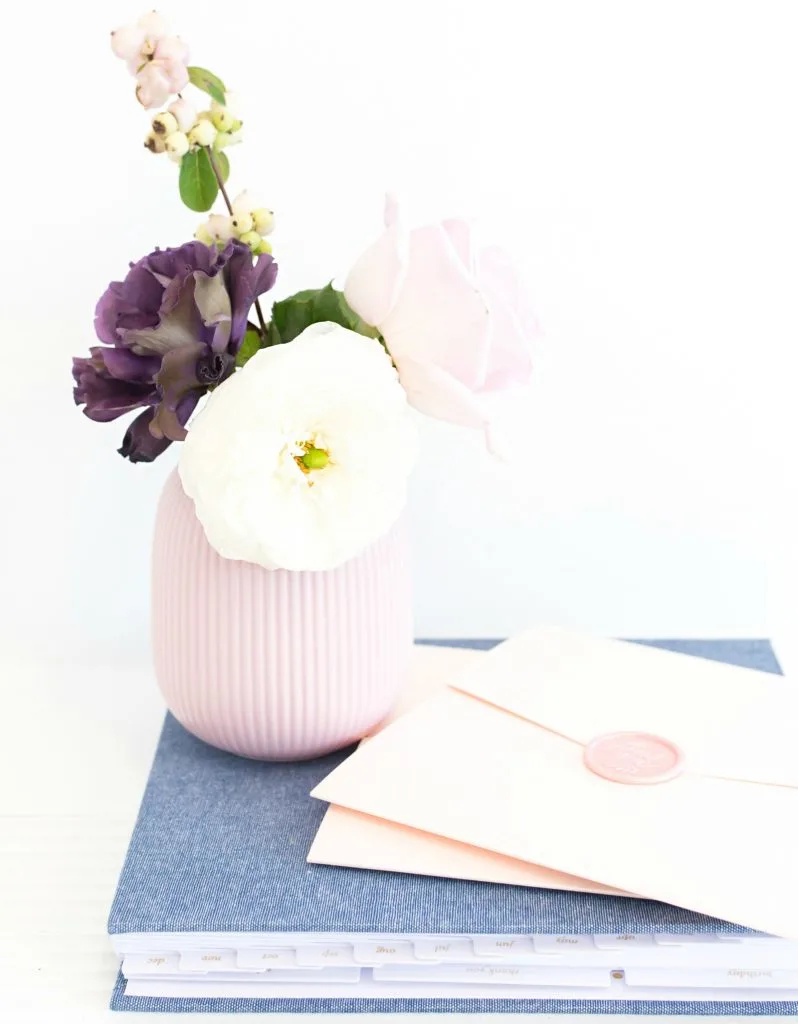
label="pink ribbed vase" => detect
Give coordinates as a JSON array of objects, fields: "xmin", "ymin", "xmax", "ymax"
[{"xmin": 151, "ymin": 471, "xmax": 413, "ymax": 761}]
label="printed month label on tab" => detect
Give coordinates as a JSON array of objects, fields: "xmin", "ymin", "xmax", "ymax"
[
  {"xmin": 534, "ymin": 936, "xmax": 595, "ymax": 953},
  {"xmin": 121, "ymin": 953, "xmax": 180, "ymax": 977},
  {"xmin": 295, "ymin": 943, "xmax": 356, "ymax": 967},
  {"xmin": 236, "ymin": 948, "xmax": 297, "ymax": 969},
  {"xmin": 472, "ymin": 937, "xmax": 537, "ymax": 957},
  {"xmin": 179, "ymin": 949, "xmax": 238, "ymax": 972},
  {"xmin": 412, "ymin": 938, "xmax": 476, "ymax": 961},
  {"xmin": 353, "ymin": 941, "xmax": 417, "ymax": 964}
]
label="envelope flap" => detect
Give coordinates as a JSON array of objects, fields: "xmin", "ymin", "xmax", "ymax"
[{"xmin": 451, "ymin": 628, "xmax": 798, "ymax": 787}]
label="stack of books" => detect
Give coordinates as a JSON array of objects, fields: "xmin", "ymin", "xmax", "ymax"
[{"xmin": 108, "ymin": 636, "xmax": 798, "ymax": 1015}]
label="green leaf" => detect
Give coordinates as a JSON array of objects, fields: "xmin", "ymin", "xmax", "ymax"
[
  {"xmin": 187, "ymin": 66, "xmax": 227, "ymax": 105},
  {"xmin": 266, "ymin": 283, "xmax": 380, "ymax": 347},
  {"xmin": 179, "ymin": 148, "xmax": 218, "ymax": 212},
  {"xmin": 212, "ymin": 150, "xmax": 230, "ymax": 183},
  {"xmin": 235, "ymin": 326, "xmax": 263, "ymax": 368},
  {"xmin": 336, "ymin": 289, "xmax": 381, "ymax": 340}
]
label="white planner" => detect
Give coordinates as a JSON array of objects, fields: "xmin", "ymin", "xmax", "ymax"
[{"xmin": 115, "ymin": 932, "xmax": 798, "ymax": 1001}]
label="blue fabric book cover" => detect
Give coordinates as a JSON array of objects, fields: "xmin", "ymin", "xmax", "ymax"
[{"xmin": 109, "ymin": 639, "xmax": 798, "ymax": 1015}]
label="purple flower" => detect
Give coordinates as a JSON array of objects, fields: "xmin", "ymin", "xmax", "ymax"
[{"xmin": 72, "ymin": 240, "xmax": 277, "ymax": 462}]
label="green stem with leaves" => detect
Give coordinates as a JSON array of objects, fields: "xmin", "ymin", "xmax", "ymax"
[{"xmin": 206, "ymin": 148, "xmax": 269, "ymax": 340}]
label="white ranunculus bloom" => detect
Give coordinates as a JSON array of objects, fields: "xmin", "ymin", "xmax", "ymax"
[{"xmin": 178, "ymin": 322, "xmax": 418, "ymax": 571}]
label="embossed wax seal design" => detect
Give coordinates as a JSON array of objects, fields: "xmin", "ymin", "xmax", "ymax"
[{"xmin": 583, "ymin": 731, "xmax": 685, "ymax": 785}]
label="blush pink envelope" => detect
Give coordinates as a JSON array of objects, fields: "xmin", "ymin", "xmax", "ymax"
[
  {"xmin": 308, "ymin": 644, "xmax": 627, "ymax": 897},
  {"xmin": 312, "ymin": 627, "xmax": 798, "ymax": 937}
]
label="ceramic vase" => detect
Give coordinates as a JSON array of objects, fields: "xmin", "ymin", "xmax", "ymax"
[{"xmin": 151, "ymin": 470, "xmax": 413, "ymax": 760}]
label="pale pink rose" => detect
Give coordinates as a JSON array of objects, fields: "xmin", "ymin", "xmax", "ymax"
[{"xmin": 344, "ymin": 196, "xmax": 539, "ymax": 450}]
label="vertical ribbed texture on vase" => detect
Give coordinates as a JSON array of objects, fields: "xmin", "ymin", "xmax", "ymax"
[{"xmin": 151, "ymin": 471, "xmax": 413, "ymax": 761}]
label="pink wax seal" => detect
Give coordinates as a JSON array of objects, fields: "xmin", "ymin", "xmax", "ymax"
[{"xmin": 583, "ymin": 731, "xmax": 684, "ymax": 785}]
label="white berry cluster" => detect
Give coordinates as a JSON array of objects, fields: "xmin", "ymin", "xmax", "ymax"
[
  {"xmin": 145, "ymin": 97, "xmax": 243, "ymax": 162},
  {"xmin": 111, "ymin": 10, "xmax": 189, "ymax": 109},
  {"xmin": 195, "ymin": 191, "xmax": 275, "ymax": 254}
]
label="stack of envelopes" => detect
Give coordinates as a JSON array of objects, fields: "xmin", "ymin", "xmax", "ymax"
[
  {"xmin": 311, "ymin": 628, "xmax": 798, "ymax": 939},
  {"xmin": 109, "ymin": 631, "xmax": 798, "ymax": 1015}
]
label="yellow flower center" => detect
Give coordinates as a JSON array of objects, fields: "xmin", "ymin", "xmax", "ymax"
[
  {"xmin": 301, "ymin": 446, "xmax": 329, "ymax": 470},
  {"xmin": 294, "ymin": 441, "xmax": 330, "ymax": 477}
]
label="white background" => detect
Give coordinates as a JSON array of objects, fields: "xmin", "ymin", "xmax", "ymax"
[
  {"xmin": 3, "ymin": 5, "xmax": 798, "ymax": 1021},
  {"xmin": 2, "ymin": 0, "xmax": 798, "ymax": 664}
]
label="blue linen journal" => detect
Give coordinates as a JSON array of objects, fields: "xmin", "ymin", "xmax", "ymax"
[{"xmin": 108, "ymin": 639, "xmax": 798, "ymax": 1014}]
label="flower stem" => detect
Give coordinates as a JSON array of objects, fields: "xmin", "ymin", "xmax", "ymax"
[{"xmin": 206, "ymin": 147, "xmax": 269, "ymax": 340}]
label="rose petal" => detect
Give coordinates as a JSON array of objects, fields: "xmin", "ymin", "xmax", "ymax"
[
  {"xmin": 478, "ymin": 245, "xmax": 538, "ymax": 391},
  {"xmin": 380, "ymin": 224, "xmax": 491, "ymax": 390},
  {"xmin": 383, "ymin": 192, "xmax": 400, "ymax": 227},
  {"xmin": 394, "ymin": 355, "xmax": 487, "ymax": 430},
  {"xmin": 441, "ymin": 217, "xmax": 477, "ymax": 277},
  {"xmin": 344, "ymin": 210, "xmax": 409, "ymax": 327}
]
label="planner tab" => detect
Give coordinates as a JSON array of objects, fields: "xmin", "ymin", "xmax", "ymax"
[
  {"xmin": 533, "ymin": 935, "xmax": 595, "ymax": 953},
  {"xmin": 353, "ymin": 941, "xmax": 417, "ymax": 964},
  {"xmin": 296, "ymin": 943, "xmax": 356, "ymax": 967},
  {"xmin": 236, "ymin": 948, "xmax": 298, "ymax": 969},
  {"xmin": 594, "ymin": 934, "xmax": 655, "ymax": 950},
  {"xmin": 121, "ymin": 953, "xmax": 180, "ymax": 977},
  {"xmin": 179, "ymin": 949, "xmax": 237, "ymax": 972},
  {"xmin": 472, "ymin": 936, "xmax": 537, "ymax": 957},
  {"xmin": 413, "ymin": 938, "xmax": 475, "ymax": 961}
]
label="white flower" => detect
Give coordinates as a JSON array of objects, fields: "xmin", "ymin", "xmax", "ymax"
[{"xmin": 179, "ymin": 322, "xmax": 417, "ymax": 571}]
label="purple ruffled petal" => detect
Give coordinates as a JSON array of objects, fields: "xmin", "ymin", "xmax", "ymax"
[
  {"xmin": 118, "ymin": 260, "xmax": 164, "ymax": 317},
  {"xmin": 75, "ymin": 239, "xmax": 279, "ymax": 461},
  {"xmin": 117, "ymin": 408, "xmax": 173, "ymax": 462},
  {"xmin": 118, "ymin": 392, "xmax": 200, "ymax": 463},
  {"xmin": 227, "ymin": 250, "xmax": 278, "ymax": 352},
  {"xmin": 94, "ymin": 288, "xmax": 122, "ymax": 346},
  {"xmin": 72, "ymin": 355, "xmax": 156, "ymax": 422},
  {"xmin": 151, "ymin": 343, "xmax": 234, "ymax": 442},
  {"xmin": 99, "ymin": 346, "xmax": 161, "ymax": 382}
]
